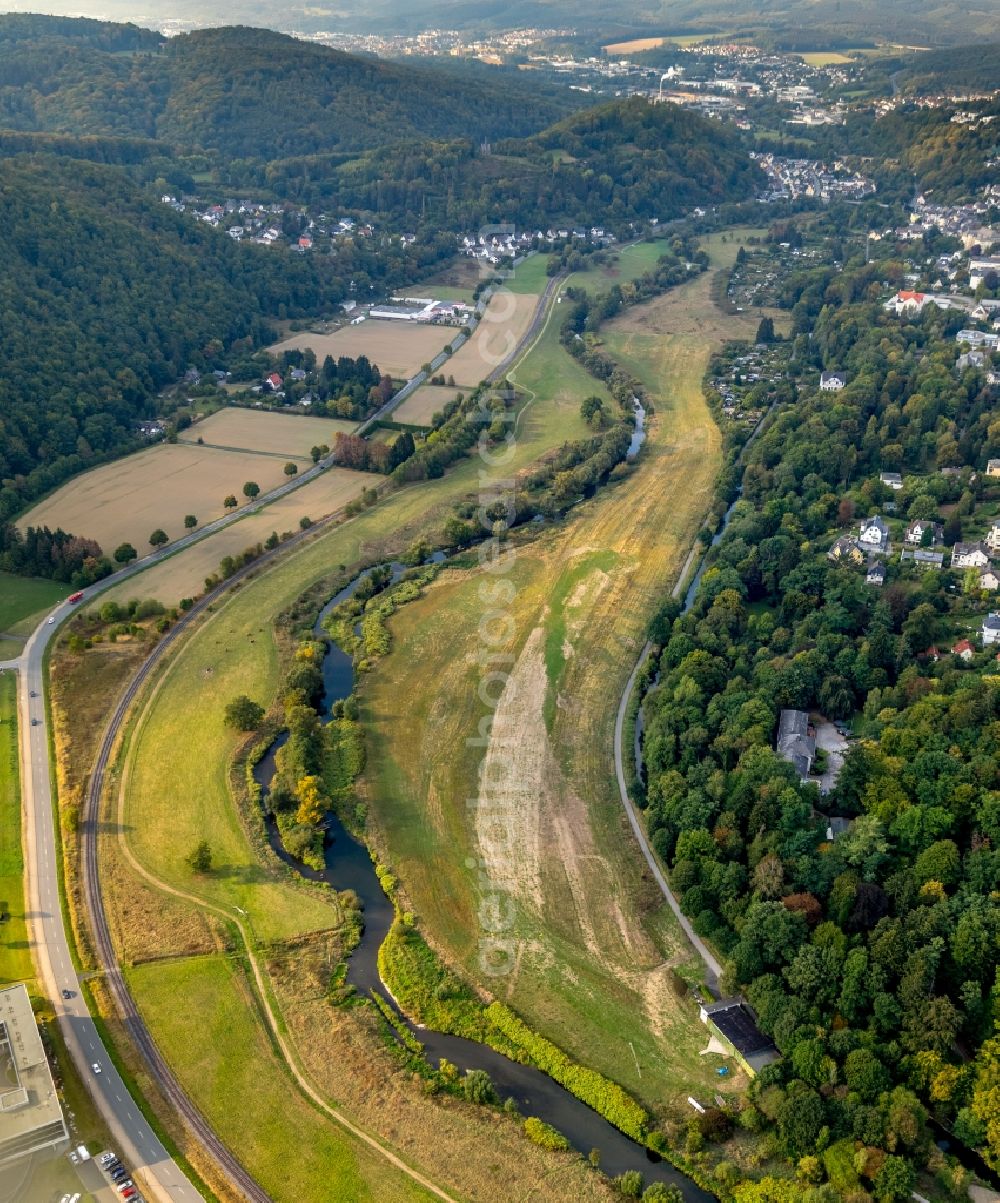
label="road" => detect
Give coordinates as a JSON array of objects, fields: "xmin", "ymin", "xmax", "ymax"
[{"xmin": 10, "ymin": 279, "xmax": 565, "ymax": 1202}]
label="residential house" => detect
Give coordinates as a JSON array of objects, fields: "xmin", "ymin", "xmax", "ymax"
[
  {"xmin": 828, "ymin": 535, "xmax": 864, "ymax": 565},
  {"xmin": 289, "ymin": 368, "xmax": 308, "ymax": 381},
  {"xmin": 264, "ymin": 372, "xmax": 283, "ymax": 392},
  {"xmin": 983, "ymin": 614, "xmax": 1000, "ymax": 645},
  {"xmin": 951, "ymin": 541, "xmax": 991, "ymax": 569},
  {"xmin": 884, "ymin": 290, "xmax": 930, "ymax": 315},
  {"xmin": 858, "ymin": 515, "xmax": 890, "ymax": 555},
  {"xmin": 952, "ymin": 639, "xmax": 975, "ymax": 661},
  {"xmin": 986, "ymin": 522, "xmax": 1000, "ymax": 552},
  {"xmin": 988, "ymin": 459, "xmax": 1000, "ymax": 477},
  {"xmin": 820, "ymin": 371, "xmax": 847, "ymax": 391},
  {"xmin": 979, "ymin": 568, "xmax": 1000, "ymax": 591},
  {"xmin": 699, "ymin": 999, "xmax": 779, "ymax": 1076},
  {"xmin": 956, "ymin": 329, "xmax": 1000, "ymax": 350},
  {"xmin": 957, "ymin": 350, "xmax": 988, "ymax": 372},
  {"xmin": 866, "ymin": 562, "xmax": 886, "ymax": 587},
  {"xmin": 904, "ymin": 519, "xmax": 943, "ymax": 547},
  {"xmin": 776, "ymin": 709, "xmax": 815, "ymax": 779},
  {"xmin": 879, "ymin": 472, "xmax": 904, "ymax": 491},
  {"xmin": 900, "ymin": 548, "xmax": 944, "ymax": 569}
]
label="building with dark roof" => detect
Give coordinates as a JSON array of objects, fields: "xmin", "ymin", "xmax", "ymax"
[
  {"xmin": 776, "ymin": 708, "xmax": 815, "ymax": 780},
  {"xmin": 700, "ymin": 999, "xmax": 779, "ymax": 1075}
]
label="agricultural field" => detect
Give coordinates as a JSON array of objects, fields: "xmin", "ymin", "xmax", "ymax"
[
  {"xmin": 180, "ymin": 408, "xmax": 354, "ymax": 457},
  {"xmin": 603, "ymin": 35, "xmax": 669, "ymax": 52},
  {"xmin": 18, "ymin": 442, "xmax": 310, "ymax": 556},
  {"xmin": 0, "ymin": 572, "xmax": 69, "ymax": 638},
  {"xmin": 269, "ymin": 321, "xmax": 454, "ymax": 381},
  {"xmin": 362, "ymin": 238, "xmax": 764, "ymax": 1114},
  {"xmin": 798, "ymin": 50, "xmax": 855, "ymax": 65},
  {"xmin": 98, "ymin": 466, "xmax": 371, "ymax": 607},
  {"xmin": 446, "ymin": 291, "xmax": 540, "ymax": 387},
  {"xmin": 392, "ymin": 385, "xmax": 466, "ymax": 427},
  {"xmin": 0, "ymin": 673, "xmax": 32, "ymax": 988}
]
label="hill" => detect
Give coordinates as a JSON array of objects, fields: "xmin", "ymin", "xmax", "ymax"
[
  {"xmin": 0, "ymin": 19, "xmax": 585, "ymax": 156},
  {"xmin": 261, "ymin": 97, "xmax": 763, "ymax": 229},
  {"xmin": 0, "ymin": 155, "xmax": 344, "ymax": 526},
  {"xmin": 1, "ymin": 0, "xmax": 991, "ymax": 45}
]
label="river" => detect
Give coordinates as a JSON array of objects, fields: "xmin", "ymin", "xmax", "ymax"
[{"xmin": 252, "ymin": 560, "xmax": 712, "ymax": 1199}]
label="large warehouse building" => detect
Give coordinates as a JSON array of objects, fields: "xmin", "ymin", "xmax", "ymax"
[{"xmin": 0, "ymin": 984, "xmax": 69, "ymax": 1166}]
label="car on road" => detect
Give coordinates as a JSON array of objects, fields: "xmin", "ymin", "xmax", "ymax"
[
  {"xmin": 61, "ymin": 988, "xmax": 74, "ymax": 999},
  {"xmin": 29, "ymin": 689, "xmax": 37, "ymax": 697},
  {"xmin": 47, "ymin": 615, "xmax": 55, "ymax": 624},
  {"xmin": 91, "ymin": 1062, "xmax": 102, "ymax": 1074},
  {"xmin": 31, "ymin": 718, "xmax": 39, "ymax": 726}
]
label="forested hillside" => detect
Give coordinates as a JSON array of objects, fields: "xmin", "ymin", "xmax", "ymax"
[
  {"xmin": 255, "ymin": 99, "xmax": 762, "ymax": 229},
  {"xmin": 0, "ymin": 156, "xmax": 350, "ymax": 525},
  {"xmin": 640, "ymin": 231, "xmax": 1000, "ymax": 1196},
  {"xmin": 0, "ymin": 19, "xmax": 584, "ymax": 154}
]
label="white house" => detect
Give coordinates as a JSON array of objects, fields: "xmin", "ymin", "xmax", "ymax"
[
  {"xmin": 979, "ymin": 568, "xmax": 1000, "ymax": 592},
  {"xmin": 988, "ymin": 459, "xmax": 1000, "ymax": 477},
  {"xmin": 986, "ymin": 522, "xmax": 1000, "ymax": 552},
  {"xmin": 866, "ymin": 562, "xmax": 886, "ymax": 587},
  {"xmin": 820, "ymin": 371, "xmax": 847, "ymax": 391},
  {"xmin": 858, "ymin": 515, "xmax": 890, "ymax": 554},
  {"xmin": 983, "ymin": 613, "xmax": 1000, "ymax": 645},
  {"xmin": 956, "ymin": 329, "xmax": 1000, "ymax": 350},
  {"xmin": 904, "ymin": 519, "xmax": 943, "ymax": 547},
  {"xmin": 884, "ymin": 290, "xmax": 930, "ymax": 315},
  {"xmin": 879, "ymin": 471, "xmax": 904, "ymax": 490},
  {"xmin": 951, "ymin": 541, "xmax": 991, "ymax": 569}
]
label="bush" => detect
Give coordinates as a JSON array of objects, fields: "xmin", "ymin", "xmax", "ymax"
[
  {"xmin": 224, "ymin": 694, "xmax": 265, "ymax": 730},
  {"xmin": 523, "ymin": 1116, "xmax": 569, "ymax": 1152},
  {"xmin": 614, "ymin": 1170, "xmax": 644, "ymax": 1198}
]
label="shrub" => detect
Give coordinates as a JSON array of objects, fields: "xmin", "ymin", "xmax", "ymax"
[{"xmin": 523, "ymin": 1116, "xmax": 569, "ymax": 1152}]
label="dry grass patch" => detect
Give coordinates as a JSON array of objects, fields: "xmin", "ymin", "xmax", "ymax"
[
  {"xmin": 447, "ymin": 292, "xmax": 539, "ymax": 387},
  {"xmin": 361, "ymin": 239, "xmax": 771, "ymax": 1113},
  {"xmin": 99, "ymin": 466, "xmax": 372, "ymax": 607},
  {"xmin": 269, "ymin": 941, "xmax": 617, "ymax": 1203},
  {"xmin": 393, "ymin": 385, "xmax": 466, "ymax": 427},
  {"xmin": 19, "ymin": 442, "xmax": 309, "ymax": 554},
  {"xmin": 603, "ymin": 36, "xmax": 669, "ymax": 52},
  {"xmin": 269, "ymin": 323, "xmax": 453, "ymax": 381},
  {"xmin": 180, "ymin": 408, "xmax": 355, "ymax": 456}
]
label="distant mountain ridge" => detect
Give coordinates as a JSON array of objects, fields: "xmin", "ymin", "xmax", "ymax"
[
  {"xmin": 0, "ymin": 19, "xmax": 586, "ymax": 155},
  {"xmin": 0, "ymin": 0, "xmax": 994, "ymax": 45}
]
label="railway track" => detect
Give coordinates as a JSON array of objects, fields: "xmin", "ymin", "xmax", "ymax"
[{"xmin": 74, "ymin": 274, "xmax": 564, "ymax": 1201}]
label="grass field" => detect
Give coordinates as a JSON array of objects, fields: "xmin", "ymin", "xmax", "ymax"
[
  {"xmin": 446, "ymin": 291, "xmax": 540, "ymax": 387},
  {"xmin": 128, "ymin": 955, "xmax": 439, "ymax": 1203},
  {"xmin": 0, "ymin": 572, "xmax": 69, "ymax": 635},
  {"xmin": 0, "ymin": 674, "xmax": 32, "ymax": 988},
  {"xmin": 571, "ymin": 239, "xmax": 675, "ymax": 294},
  {"xmin": 269, "ymin": 322, "xmax": 453, "ymax": 381},
  {"xmin": 505, "ymin": 254, "xmax": 551, "ymax": 296},
  {"xmin": 603, "ymin": 35, "xmax": 669, "ymax": 53},
  {"xmin": 361, "ymin": 237, "xmax": 766, "ymax": 1113},
  {"xmin": 98, "ymin": 466, "xmax": 371, "ymax": 607},
  {"xmin": 18, "ymin": 442, "xmax": 311, "ymax": 555},
  {"xmin": 393, "ymin": 385, "xmax": 465, "ymax": 427},
  {"xmin": 179, "ymin": 408, "xmax": 354, "ymax": 456}
]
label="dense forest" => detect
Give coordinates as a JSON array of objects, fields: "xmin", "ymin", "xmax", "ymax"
[
  {"xmin": 0, "ymin": 19, "xmax": 585, "ymax": 156},
  {"xmin": 0, "ymin": 154, "xmax": 455, "ymax": 524},
  {"xmin": 640, "ymin": 235, "xmax": 1000, "ymax": 1196},
  {"xmin": 253, "ymin": 99, "xmax": 763, "ymax": 230}
]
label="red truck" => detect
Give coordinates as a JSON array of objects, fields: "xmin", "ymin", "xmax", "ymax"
[{"xmin": 68, "ymin": 591, "xmax": 84, "ymax": 604}]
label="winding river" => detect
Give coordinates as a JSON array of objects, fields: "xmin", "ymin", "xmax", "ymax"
[{"xmin": 252, "ymin": 559, "xmax": 712, "ymax": 1200}]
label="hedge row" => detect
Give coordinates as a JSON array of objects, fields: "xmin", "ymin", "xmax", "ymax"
[{"xmin": 484, "ymin": 1001, "xmax": 650, "ymax": 1142}]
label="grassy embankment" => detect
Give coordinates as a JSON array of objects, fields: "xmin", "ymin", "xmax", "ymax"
[
  {"xmin": 0, "ymin": 673, "xmax": 32, "ymax": 987},
  {"xmin": 0, "ymin": 571, "xmax": 69, "ymax": 658},
  {"xmin": 67, "ymin": 267, "xmax": 625, "ymax": 1201},
  {"xmin": 362, "ymin": 235, "xmax": 768, "ymax": 1116}
]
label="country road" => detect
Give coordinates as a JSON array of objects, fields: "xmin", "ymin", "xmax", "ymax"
[{"xmin": 10, "ymin": 275, "xmax": 563, "ymax": 1203}]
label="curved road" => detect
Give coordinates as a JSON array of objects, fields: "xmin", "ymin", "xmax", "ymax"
[{"xmin": 12, "ymin": 277, "xmax": 564, "ymax": 1202}]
